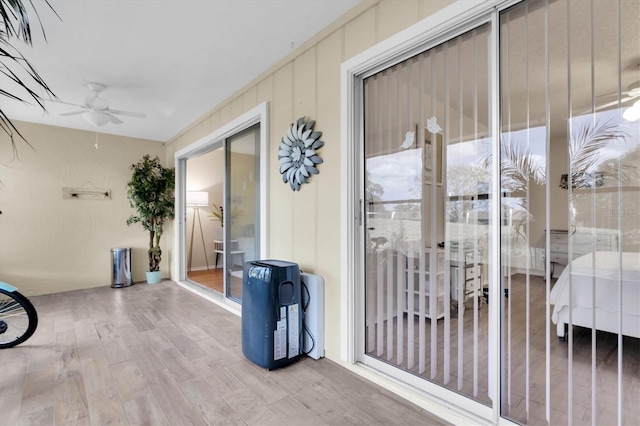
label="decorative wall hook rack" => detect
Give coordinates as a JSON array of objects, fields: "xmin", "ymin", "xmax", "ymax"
[{"xmin": 63, "ymin": 186, "xmax": 111, "ymax": 200}]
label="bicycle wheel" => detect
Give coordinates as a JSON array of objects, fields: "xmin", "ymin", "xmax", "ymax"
[{"xmin": 0, "ymin": 289, "xmax": 38, "ymax": 349}]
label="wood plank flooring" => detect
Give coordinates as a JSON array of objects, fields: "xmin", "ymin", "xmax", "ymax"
[
  {"xmin": 187, "ymin": 269, "xmax": 243, "ymax": 300},
  {"xmin": 0, "ymin": 281, "xmax": 449, "ymax": 426},
  {"xmin": 188, "ymin": 269, "xmax": 223, "ymax": 293}
]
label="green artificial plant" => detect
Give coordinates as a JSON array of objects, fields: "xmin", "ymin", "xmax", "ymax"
[{"xmin": 126, "ymin": 155, "xmax": 175, "ymax": 272}]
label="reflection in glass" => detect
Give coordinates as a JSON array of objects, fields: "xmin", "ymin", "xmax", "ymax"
[
  {"xmin": 363, "ymin": 25, "xmax": 491, "ymax": 406},
  {"xmin": 499, "ymin": 0, "xmax": 639, "ymax": 424},
  {"xmin": 360, "ymin": 0, "xmax": 639, "ymax": 423}
]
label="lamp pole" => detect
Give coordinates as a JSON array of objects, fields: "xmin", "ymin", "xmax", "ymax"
[
  {"xmin": 188, "ymin": 207, "xmax": 210, "ymax": 272},
  {"xmin": 186, "ymin": 191, "xmax": 210, "ymax": 273}
]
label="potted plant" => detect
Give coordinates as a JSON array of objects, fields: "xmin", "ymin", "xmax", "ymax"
[
  {"xmin": 209, "ymin": 203, "xmax": 224, "ymax": 227},
  {"xmin": 126, "ymin": 155, "xmax": 175, "ymax": 283},
  {"xmin": 209, "ymin": 203, "xmax": 241, "ymax": 228}
]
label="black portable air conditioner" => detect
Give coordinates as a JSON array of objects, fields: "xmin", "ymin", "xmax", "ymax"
[{"xmin": 241, "ymin": 260, "xmax": 302, "ymax": 369}]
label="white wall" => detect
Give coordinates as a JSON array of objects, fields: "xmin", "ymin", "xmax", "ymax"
[{"xmin": 0, "ymin": 121, "xmax": 165, "ymax": 296}]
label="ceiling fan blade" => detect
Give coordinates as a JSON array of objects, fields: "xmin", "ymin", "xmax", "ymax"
[
  {"xmin": 53, "ymin": 99, "xmax": 87, "ymax": 108},
  {"xmin": 595, "ymin": 96, "xmax": 637, "ymax": 111},
  {"xmin": 107, "ymin": 113, "xmax": 124, "ymax": 125},
  {"xmin": 107, "ymin": 109, "xmax": 146, "ymax": 118},
  {"xmin": 56, "ymin": 82, "xmax": 143, "ymax": 125},
  {"xmin": 596, "ymin": 82, "xmax": 640, "ymax": 101},
  {"xmin": 597, "ymin": 90, "xmax": 633, "ymax": 100}
]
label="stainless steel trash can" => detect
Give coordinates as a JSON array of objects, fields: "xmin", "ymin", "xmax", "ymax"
[{"xmin": 111, "ymin": 247, "xmax": 132, "ymax": 288}]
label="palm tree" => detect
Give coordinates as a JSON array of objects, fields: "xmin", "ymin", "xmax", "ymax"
[{"xmin": 1, "ymin": 0, "xmax": 58, "ymax": 158}]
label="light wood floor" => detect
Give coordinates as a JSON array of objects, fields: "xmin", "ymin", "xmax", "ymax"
[
  {"xmin": 0, "ymin": 281, "xmax": 449, "ymax": 426},
  {"xmin": 188, "ymin": 268, "xmax": 244, "ymax": 300},
  {"xmin": 188, "ymin": 269, "xmax": 223, "ymax": 293}
]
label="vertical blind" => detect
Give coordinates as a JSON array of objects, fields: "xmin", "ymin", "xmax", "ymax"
[
  {"xmin": 500, "ymin": 0, "xmax": 639, "ymax": 424},
  {"xmin": 361, "ymin": 0, "xmax": 639, "ymax": 424},
  {"xmin": 363, "ymin": 24, "xmax": 492, "ymax": 407}
]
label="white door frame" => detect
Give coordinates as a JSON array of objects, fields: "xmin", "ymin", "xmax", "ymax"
[
  {"xmin": 340, "ymin": 1, "xmax": 518, "ymax": 424},
  {"xmin": 174, "ymin": 102, "xmax": 269, "ymax": 313}
]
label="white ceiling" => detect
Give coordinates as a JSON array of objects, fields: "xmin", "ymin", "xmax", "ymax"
[{"xmin": 4, "ymin": 0, "xmax": 360, "ymax": 142}]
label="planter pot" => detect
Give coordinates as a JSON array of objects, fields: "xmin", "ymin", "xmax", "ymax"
[{"xmin": 145, "ymin": 271, "xmax": 162, "ymax": 284}]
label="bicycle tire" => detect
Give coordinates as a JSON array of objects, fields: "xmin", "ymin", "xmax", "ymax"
[{"xmin": 0, "ymin": 289, "xmax": 38, "ymax": 349}]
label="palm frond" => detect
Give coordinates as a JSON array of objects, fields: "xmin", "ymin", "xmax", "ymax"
[
  {"xmin": 501, "ymin": 136, "xmax": 546, "ymax": 185},
  {"xmin": 0, "ymin": 43, "xmax": 54, "ymax": 108},
  {"xmin": 0, "ymin": 0, "xmax": 58, "ymax": 157},
  {"xmin": 569, "ymin": 119, "xmax": 628, "ymax": 186},
  {"xmin": 1, "ymin": 0, "xmax": 58, "ymax": 43},
  {"xmin": 0, "ymin": 108, "xmax": 32, "ymax": 163},
  {"xmin": 479, "ymin": 136, "xmax": 546, "ymax": 193},
  {"xmin": 0, "ymin": 0, "xmax": 31, "ymax": 42},
  {"xmin": 502, "ymin": 197, "xmax": 534, "ymax": 241}
]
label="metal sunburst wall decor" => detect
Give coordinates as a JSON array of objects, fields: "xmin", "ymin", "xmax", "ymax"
[{"xmin": 278, "ymin": 116, "xmax": 324, "ymax": 191}]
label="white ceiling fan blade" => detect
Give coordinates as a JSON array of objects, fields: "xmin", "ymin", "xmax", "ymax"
[
  {"xmin": 595, "ymin": 81, "xmax": 640, "ymax": 102},
  {"xmin": 107, "ymin": 113, "xmax": 124, "ymax": 125},
  {"xmin": 597, "ymin": 90, "xmax": 633, "ymax": 101},
  {"xmin": 595, "ymin": 96, "xmax": 637, "ymax": 111},
  {"xmin": 58, "ymin": 81, "xmax": 145, "ymax": 125},
  {"xmin": 53, "ymin": 99, "xmax": 87, "ymax": 108},
  {"xmin": 107, "ymin": 109, "xmax": 146, "ymax": 118},
  {"xmin": 60, "ymin": 110, "xmax": 86, "ymax": 116}
]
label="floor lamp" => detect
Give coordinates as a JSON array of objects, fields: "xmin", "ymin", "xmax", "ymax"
[{"xmin": 187, "ymin": 191, "xmax": 209, "ymax": 273}]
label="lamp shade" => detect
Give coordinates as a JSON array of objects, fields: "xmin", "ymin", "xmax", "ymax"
[
  {"xmin": 186, "ymin": 191, "xmax": 209, "ymax": 207},
  {"xmin": 82, "ymin": 110, "xmax": 110, "ymax": 127}
]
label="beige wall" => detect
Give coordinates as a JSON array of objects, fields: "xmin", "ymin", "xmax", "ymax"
[
  {"xmin": 165, "ymin": 0, "xmax": 455, "ymax": 361},
  {"xmin": 0, "ymin": 121, "xmax": 165, "ymax": 296}
]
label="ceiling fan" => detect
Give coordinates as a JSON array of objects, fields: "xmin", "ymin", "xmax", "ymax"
[
  {"xmin": 59, "ymin": 82, "xmax": 146, "ymax": 127},
  {"xmin": 596, "ymin": 80, "xmax": 640, "ymax": 121}
]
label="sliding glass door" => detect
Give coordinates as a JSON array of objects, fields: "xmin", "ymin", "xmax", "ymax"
[
  {"xmin": 186, "ymin": 148, "xmax": 224, "ymax": 292},
  {"xmin": 180, "ymin": 119, "xmax": 263, "ymax": 305},
  {"xmin": 499, "ymin": 0, "xmax": 639, "ymax": 424},
  {"xmin": 225, "ymin": 124, "xmax": 260, "ymax": 302},
  {"xmin": 360, "ymin": 0, "xmax": 639, "ymax": 423},
  {"xmin": 363, "ymin": 24, "xmax": 493, "ymax": 407}
]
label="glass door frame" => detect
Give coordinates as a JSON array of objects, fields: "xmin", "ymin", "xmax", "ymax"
[
  {"xmin": 340, "ymin": 1, "xmax": 519, "ymax": 424},
  {"xmin": 174, "ymin": 102, "xmax": 269, "ymax": 312},
  {"xmin": 224, "ymin": 123, "xmax": 261, "ymax": 302}
]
